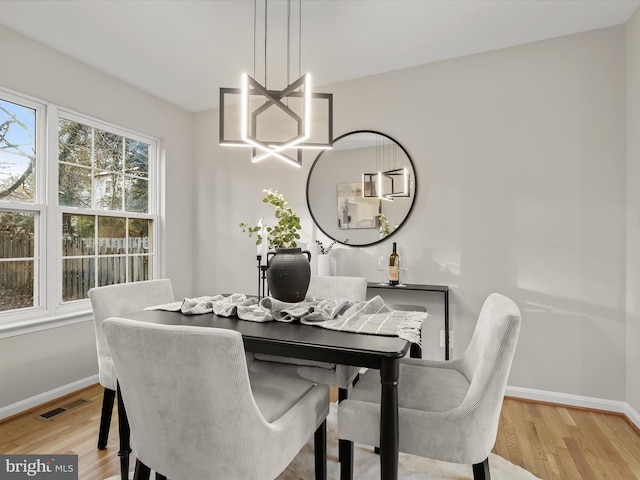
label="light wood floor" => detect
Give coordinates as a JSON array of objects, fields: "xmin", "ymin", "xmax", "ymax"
[{"xmin": 1, "ymin": 383, "xmax": 639, "ymax": 480}]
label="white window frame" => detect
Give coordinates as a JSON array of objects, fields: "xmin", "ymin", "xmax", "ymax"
[
  {"xmin": 0, "ymin": 88, "xmax": 160, "ymax": 337},
  {"xmin": 0, "ymin": 88, "xmax": 48, "ymax": 326}
]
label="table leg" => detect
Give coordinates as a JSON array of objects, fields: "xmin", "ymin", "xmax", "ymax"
[
  {"xmin": 444, "ymin": 290, "xmax": 450, "ymax": 360},
  {"xmin": 379, "ymin": 358, "xmax": 399, "ymax": 480}
]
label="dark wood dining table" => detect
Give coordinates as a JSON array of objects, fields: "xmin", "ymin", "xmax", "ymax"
[{"xmin": 119, "ymin": 308, "xmax": 411, "ymax": 480}]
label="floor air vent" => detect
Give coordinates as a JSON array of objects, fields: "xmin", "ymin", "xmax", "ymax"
[
  {"xmin": 35, "ymin": 398, "xmax": 90, "ymax": 421},
  {"xmin": 38, "ymin": 407, "xmax": 66, "ymax": 420}
]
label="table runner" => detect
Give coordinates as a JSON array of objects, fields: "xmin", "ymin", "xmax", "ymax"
[{"xmin": 146, "ymin": 293, "xmax": 427, "ymax": 344}]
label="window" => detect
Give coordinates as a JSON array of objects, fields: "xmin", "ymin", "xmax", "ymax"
[
  {"xmin": 0, "ymin": 86, "xmax": 158, "ymax": 324},
  {"xmin": 0, "ymin": 95, "xmax": 41, "ymax": 313},
  {"xmin": 58, "ymin": 114, "xmax": 156, "ymax": 302}
]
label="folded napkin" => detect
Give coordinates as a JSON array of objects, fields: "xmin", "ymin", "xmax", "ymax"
[{"xmin": 146, "ymin": 294, "xmax": 428, "ymax": 344}]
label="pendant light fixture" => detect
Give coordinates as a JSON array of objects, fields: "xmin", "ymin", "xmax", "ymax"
[
  {"xmin": 381, "ymin": 140, "xmax": 410, "ymax": 198},
  {"xmin": 219, "ymin": 0, "xmax": 333, "ymax": 167},
  {"xmin": 362, "ymin": 135, "xmax": 411, "ymax": 200}
]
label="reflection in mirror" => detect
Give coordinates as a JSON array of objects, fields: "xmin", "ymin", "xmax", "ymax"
[{"xmin": 306, "ymin": 131, "xmax": 416, "ymax": 246}]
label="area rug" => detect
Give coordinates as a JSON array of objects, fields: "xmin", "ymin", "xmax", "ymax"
[{"xmin": 106, "ymin": 404, "xmax": 540, "ymax": 480}]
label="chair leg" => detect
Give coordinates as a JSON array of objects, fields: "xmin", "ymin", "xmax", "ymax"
[
  {"xmin": 117, "ymin": 384, "xmax": 132, "ymax": 480},
  {"xmin": 133, "ymin": 459, "xmax": 151, "ymax": 480},
  {"xmin": 472, "ymin": 457, "xmax": 491, "ymax": 480},
  {"xmin": 97, "ymin": 388, "xmax": 116, "ymax": 449},
  {"xmin": 314, "ymin": 420, "xmax": 327, "ymax": 480},
  {"xmin": 339, "ymin": 439, "xmax": 353, "ymax": 480},
  {"xmin": 338, "ymin": 387, "xmax": 348, "ymax": 403},
  {"xmin": 155, "ymin": 474, "xmax": 167, "ymax": 480}
]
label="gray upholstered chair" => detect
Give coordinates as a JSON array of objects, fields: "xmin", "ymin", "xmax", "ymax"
[
  {"xmin": 103, "ymin": 317, "xmax": 330, "ymax": 480},
  {"xmin": 251, "ymin": 275, "xmax": 367, "ymax": 398},
  {"xmin": 88, "ymin": 279, "xmax": 175, "ymax": 450},
  {"xmin": 338, "ymin": 293, "xmax": 521, "ymax": 480}
]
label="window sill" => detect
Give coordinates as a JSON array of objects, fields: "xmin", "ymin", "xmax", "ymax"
[{"xmin": 0, "ymin": 309, "xmax": 93, "ymax": 339}]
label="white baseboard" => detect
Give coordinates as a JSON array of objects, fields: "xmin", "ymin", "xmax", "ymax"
[
  {"xmin": 625, "ymin": 402, "xmax": 640, "ymax": 430},
  {"xmin": 506, "ymin": 385, "xmax": 640, "ymax": 430},
  {"xmin": 0, "ymin": 375, "xmax": 99, "ymax": 420}
]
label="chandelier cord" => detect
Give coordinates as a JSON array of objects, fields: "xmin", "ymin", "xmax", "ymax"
[
  {"xmin": 264, "ymin": 0, "xmax": 268, "ymax": 87},
  {"xmin": 287, "ymin": 0, "xmax": 290, "ymax": 87},
  {"xmin": 255, "ymin": 0, "xmax": 302, "ymax": 89},
  {"xmin": 287, "ymin": 1, "xmax": 302, "ymax": 87},
  {"xmin": 252, "ymin": 0, "xmax": 255, "ymax": 78},
  {"xmin": 298, "ymin": 0, "xmax": 301, "ymax": 78}
]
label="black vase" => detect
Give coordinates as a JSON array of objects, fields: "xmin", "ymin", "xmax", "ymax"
[{"xmin": 267, "ymin": 248, "xmax": 311, "ymax": 303}]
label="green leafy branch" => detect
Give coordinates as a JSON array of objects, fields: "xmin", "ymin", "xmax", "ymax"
[{"xmin": 240, "ymin": 189, "xmax": 301, "ymax": 249}]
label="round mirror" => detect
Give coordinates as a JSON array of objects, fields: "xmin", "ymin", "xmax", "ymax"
[{"xmin": 306, "ymin": 130, "xmax": 417, "ymax": 247}]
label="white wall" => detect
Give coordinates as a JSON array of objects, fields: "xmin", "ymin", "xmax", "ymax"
[
  {"xmin": 627, "ymin": 9, "xmax": 640, "ymax": 417},
  {"xmin": 196, "ymin": 26, "xmax": 628, "ymax": 402},
  {"xmin": 0, "ymin": 25, "xmax": 194, "ymax": 411}
]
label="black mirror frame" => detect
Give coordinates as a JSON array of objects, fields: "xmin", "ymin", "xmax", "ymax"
[{"xmin": 306, "ymin": 130, "xmax": 418, "ymax": 247}]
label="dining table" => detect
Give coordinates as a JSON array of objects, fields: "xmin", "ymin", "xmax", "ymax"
[{"xmin": 116, "ymin": 306, "xmax": 412, "ymax": 480}]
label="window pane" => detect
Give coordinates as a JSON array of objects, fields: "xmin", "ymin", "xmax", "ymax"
[
  {"xmin": 125, "ymin": 139, "xmax": 149, "ymax": 178},
  {"xmin": 98, "ymin": 256, "xmax": 126, "ymax": 286},
  {"xmin": 125, "ymin": 177, "xmax": 148, "ymax": 213},
  {"xmin": 129, "ymin": 256, "xmax": 151, "ymax": 282},
  {"xmin": 0, "ymin": 99, "xmax": 36, "ymax": 203},
  {"xmin": 62, "ymin": 258, "xmax": 94, "ymax": 301},
  {"xmin": 0, "ymin": 260, "xmax": 34, "ymax": 311},
  {"xmin": 62, "ymin": 213, "xmax": 95, "ymax": 256},
  {"xmin": 94, "ymin": 170, "xmax": 123, "ymax": 211},
  {"xmin": 128, "ymin": 218, "xmax": 152, "ymax": 252},
  {"xmin": 59, "ymin": 163, "xmax": 92, "ymax": 207},
  {"xmin": 58, "ymin": 119, "xmax": 92, "ymax": 166},
  {"xmin": 94, "ymin": 129, "xmax": 123, "ymax": 171},
  {"xmin": 55, "ymin": 114, "xmax": 157, "ymax": 307},
  {"xmin": 0, "ymin": 211, "xmax": 34, "ymax": 258},
  {"xmin": 98, "ymin": 216, "xmax": 126, "ymax": 254}
]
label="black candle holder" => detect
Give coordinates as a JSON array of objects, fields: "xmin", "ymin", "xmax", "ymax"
[{"xmin": 256, "ymin": 255, "xmax": 269, "ymax": 300}]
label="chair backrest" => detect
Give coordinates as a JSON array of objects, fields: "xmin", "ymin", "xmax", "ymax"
[
  {"xmin": 459, "ymin": 293, "xmax": 521, "ymax": 455},
  {"xmin": 89, "ymin": 279, "xmax": 175, "ymax": 390},
  {"xmin": 102, "ymin": 317, "xmax": 279, "ymax": 479},
  {"xmin": 308, "ymin": 276, "xmax": 367, "ymax": 301}
]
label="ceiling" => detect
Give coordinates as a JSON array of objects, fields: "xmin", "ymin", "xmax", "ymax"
[{"xmin": 1, "ymin": 0, "xmax": 638, "ymax": 113}]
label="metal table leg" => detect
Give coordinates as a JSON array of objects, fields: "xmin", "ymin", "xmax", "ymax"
[{"xmin": 379, "ymin": 358, "xmax": 400, "ymax": 480}]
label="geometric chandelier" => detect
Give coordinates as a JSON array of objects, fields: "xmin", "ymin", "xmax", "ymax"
[
  {"xmin": 381, "ymin": 167, "xmax": 410, "ymax": 198},
  {"xmin": 362, "ymin": 134, "xmax": 411, "ymax": 200},
  {"xmin": 219, "ymin": 0, "xmax": 333, "ymax": 168},
  {"xmin": 362, "ymin": 167, "xmax": 411, "ymax": 200}
]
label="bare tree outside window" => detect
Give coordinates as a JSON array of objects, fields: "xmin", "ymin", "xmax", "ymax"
[
  {"xmin": 0, "ymin": 89, "xmax": 158, "ymax": 317},
  {"xmin": 0, "ymin": 99, "xmax": 35, "ymax": 202},
  {"xmin": 0, "ymin": 99, "xmax": 37, "ymax": 311},
  {"xmin": 59, "ymin": 117, "xmax": 153, "ymax": 301}
]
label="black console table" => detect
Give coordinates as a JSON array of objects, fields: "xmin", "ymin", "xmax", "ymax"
[{"xmin": 367, "ymin": 282, "xmax": 450, "ymax": 360}]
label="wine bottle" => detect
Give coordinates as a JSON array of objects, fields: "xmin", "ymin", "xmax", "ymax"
[{"xmin": 389, "ymin": 242, "xmax": 400, "ymax": 285}]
